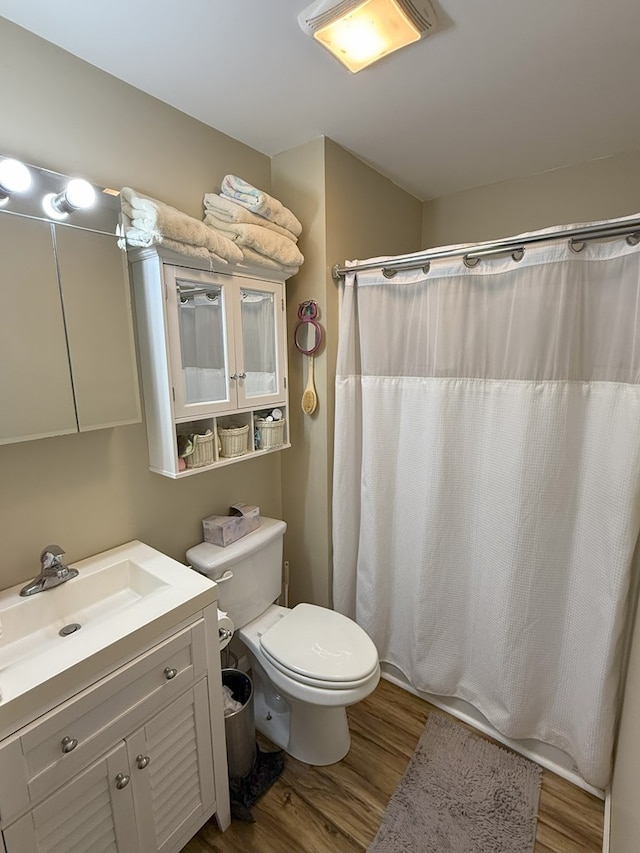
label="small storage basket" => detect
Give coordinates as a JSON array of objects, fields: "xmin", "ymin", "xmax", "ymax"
[
  {"xmin": 255, "ymin": 417, "xmax": 286, "ymax": 450},
  {"xmin": 185, "ymin": 431, "xmax": 215, "ymax": 468},
  {"xmin": 218, "ymin": 424, "xmax": 250, "ymax": 458}
]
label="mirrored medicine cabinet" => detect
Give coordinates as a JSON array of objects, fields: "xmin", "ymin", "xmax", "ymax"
[{"xmin": 0, "ymin": 157, "xmax": 140, "ymax": 445}]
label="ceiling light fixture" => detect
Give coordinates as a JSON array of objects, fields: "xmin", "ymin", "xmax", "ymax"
[
  {"xmin": 0, "ymin": 158, "xmax": 32, "ymax": 206},
  {"xmin": 42, "ymin": 178, "xmax": 96, "ymax": 220},
  {"xmin": 298, "ymin": 0, "xmax": 437, "ymax": 73}
]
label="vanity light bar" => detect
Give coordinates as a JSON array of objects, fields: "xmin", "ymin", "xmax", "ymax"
[{"xmin": 0, "ymin": 156, "xmax": 98, "ymax": 219}]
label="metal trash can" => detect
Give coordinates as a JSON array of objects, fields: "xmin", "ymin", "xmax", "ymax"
[{"xmin": 221, "ymin": 668, "xmax": 257, "ymax": 779}]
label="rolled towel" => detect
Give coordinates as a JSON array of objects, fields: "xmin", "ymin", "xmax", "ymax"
[
  {"xmin": 203, "ymin": 193, "xmax": 298, "ymax": 242},
  {"xmin": 204, "ymin": 214, "xmax": 304, "ymax": 268},
  {"xmin": 240, "ymin": 246, "xmax": 300, "ymax": 278},
  {"xmin": 220, "ymin": 175, "xmax": 302, "ymax": 237},
  {"xmin": 121, "ymin": 187, "xmax": 242, "ymax": 264}
]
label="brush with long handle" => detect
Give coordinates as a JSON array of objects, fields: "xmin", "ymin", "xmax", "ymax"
[{"xmin": 301, "ymin": 353, "xmax": 317, "ymax": 414}]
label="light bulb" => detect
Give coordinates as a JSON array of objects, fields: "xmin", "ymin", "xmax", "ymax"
[
  {"xmin": 65, "ymin": 179, "xmax": 95, "ymax": 210},
  {"xmin": 42, "ymin": 178, "xmax": 97, "ymax": 220},
  {"xmin": 0, "ymin": 158, "xmax": 32, "ymax": 202}
]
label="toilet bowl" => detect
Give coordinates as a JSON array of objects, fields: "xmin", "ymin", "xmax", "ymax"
[{"xmin": 186, "ymin": 517, "xmax": 380, "ymax": 765}]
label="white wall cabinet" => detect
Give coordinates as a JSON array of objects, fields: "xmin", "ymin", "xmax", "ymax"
[
  {"xmin": 0, "ymin": 609, "xmax": 230, "ymax": 853},
  {"xmin": 129, "ymin": 247, "xmax": 290, "ymax": 478},
  {"xmin": 0, "ymin": 214, "xmax": 141, "ymax": 444}
]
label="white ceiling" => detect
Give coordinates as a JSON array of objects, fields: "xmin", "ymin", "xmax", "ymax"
[{"xmin": 2, "ymin": 0, "xmax": 640, "ymax": 201}]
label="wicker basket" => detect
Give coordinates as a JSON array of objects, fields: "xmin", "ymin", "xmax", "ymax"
[
  {"xmin": 185, "ymin": 431, "xmax": 215, "ymax": 468},
  {"xmin": 255, "ymin": 418, "xmax": 286, "ymax": 450},
  {"xmin": 218, "ymin": 423, "xmax": 250, "ymax": 458}
]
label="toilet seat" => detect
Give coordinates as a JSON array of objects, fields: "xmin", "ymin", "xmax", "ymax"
[{"xmin": 259, "ymin": 603, "xmax": 379, "ymax": 689}]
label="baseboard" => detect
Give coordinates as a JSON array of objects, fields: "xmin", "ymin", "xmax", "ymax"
[{"xmin": 602, "ymin": 787, "xmax": 611, "ymax": 853}]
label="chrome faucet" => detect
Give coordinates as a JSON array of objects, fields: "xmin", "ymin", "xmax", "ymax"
[{"xmin": 19, "ymin": 545, "xmax": 79, "ymax": 597}]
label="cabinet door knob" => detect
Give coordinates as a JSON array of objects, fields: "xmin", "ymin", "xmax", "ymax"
[
  {"xmin": 238, "ymin": 372, "xmax": 247, "ymax": 380},
  {"xmin": 115, "ymin": 773, "xmax": 130, "ymax": 789},
  {"xmin": 61, "ymin": 736, "xmax": 78, "ymax": 753},
  {"xmin": 230, "ymin": 373, "xmax": 238, "ymax": 381},
  {"xmin": 164, "ymin": 666, "xmax": 178, "ymax": 680},
  {"xmin": 136, "ymin": 754, "xmax": 151, "ymax": 770}
]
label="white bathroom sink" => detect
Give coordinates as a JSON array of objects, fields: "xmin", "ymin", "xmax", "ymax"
[
  {"xmin": 0, "ymin": 558, "xmax": 169, "ymax": 671},
  {"xmin": 0, "ymin": 540, "xmax": 216, "ymax": 731}
]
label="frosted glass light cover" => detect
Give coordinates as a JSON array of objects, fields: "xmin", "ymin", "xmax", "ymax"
[{"xmin": 314, "ymin": 0, "xmax": 420, "ymax": 73}]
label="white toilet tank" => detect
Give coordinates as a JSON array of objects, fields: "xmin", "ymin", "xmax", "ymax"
[{"xmin": 186, "ymin": 517, "xmax": 287, "ymax": 629}]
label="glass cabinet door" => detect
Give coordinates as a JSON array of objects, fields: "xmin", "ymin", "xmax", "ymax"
[
  {"xmin": 166, "ymin": 267, "xmax": 234, "ymax": 418},
  {"xmin": 236, "ymin": 281, "xmax": 285, "ymax": 409}
]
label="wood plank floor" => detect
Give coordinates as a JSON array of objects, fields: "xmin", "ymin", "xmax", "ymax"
[{"xmin": 181, "ymin": 677, "xmax": 605, "ymax": 853}]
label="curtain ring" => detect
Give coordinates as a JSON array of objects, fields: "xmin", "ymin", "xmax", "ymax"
[
  {"xmin": 569, "ymin": 239, "xmax": 586, "ymax": 253},
  {"xmin": 382, "ymin": 267, "xmax": 397, "ymax": 278},
  {"xmin": 421, "ymin": 262, "xmax": 431, "ymax": 275},
  {"xmin": 463, "ymin": 255, "xmax": 481, "ymax": 268},
  {"xmin": 512, "ymin": 248, "xmax": 525, "ymax": 262},
  {"xmin": 626, "ymin": 233, "xmax": 640, "ymax": 247}
]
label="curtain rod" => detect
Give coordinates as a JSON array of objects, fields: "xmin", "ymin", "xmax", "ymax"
[{"xmin": 332, "ymin": 218, "xmax": 640, "ymax": 280}]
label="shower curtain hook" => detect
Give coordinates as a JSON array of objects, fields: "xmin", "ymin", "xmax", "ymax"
[
  {"xmin": 382, "ymin": 267, "xmax": 397, "ymax": 278},
  {"xmin": 421, "ymin": 262, "xmax": 431, "ymax": 274},
  {"xmin": 512, "ymin": 248, "xmax": 525, "ymax": 262},
  {"xmin": 463, "ymin": 255, "xmax": 481, "ymax": 269},
  {"xmin": 626, "ymin": 233, "xmax": 640, "ymax": 247},
  {"xmin": 569, "ymin": 238, "xmax": 586, "ymax": 253}
]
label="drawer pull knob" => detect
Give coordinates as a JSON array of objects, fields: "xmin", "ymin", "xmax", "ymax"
[
  {"xmin": 61, "ymin": 736, "xmax": 78, "ymax": 753},
  {"xmin": 164, "ymin": 666, "xmax": 178, "ymax": 680},
  {"xmin": 136, "ymin": 754, "xmax": 151, "ymax": 770},
  {"xmin": 115, "ymin": 773, "xmax": 130, "ymax": 789}
]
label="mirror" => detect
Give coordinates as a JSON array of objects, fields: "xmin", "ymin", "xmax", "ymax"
[
  {"xmin": 294, "ymin": 318, "xmax": 322, "ymax": 355},
  {"xmin": 294, "ymin": 300, "xmax": 323, "ymax": 355},
  {"xmin": 0, "ymin": 155, "xmax": 139, "ymax": 444}
]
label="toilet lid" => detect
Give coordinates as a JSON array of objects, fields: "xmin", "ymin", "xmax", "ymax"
[{"xmin": 259, "ymin": 603, "xmax": 379, "ymax": 683}]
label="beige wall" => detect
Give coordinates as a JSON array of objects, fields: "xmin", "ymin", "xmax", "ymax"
[
  {"xmin": 422, "ymin": 149, "xmax": 640, "ymax": 248},
  {"xmin": 0, "ymin": 19, "xmax": 281, "ymax": 587},
  {"xmin": 272, "ymin": 138, "xmax": 329, "ymax": 605},
  {"xmin": 273, "ymin": 137, "xmax": 422, "ymax": 608}
]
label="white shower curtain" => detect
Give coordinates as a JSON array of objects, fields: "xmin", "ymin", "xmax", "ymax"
[{"xmin": 333, "ymin": 217, "xmax": 640, "ymax": 790}]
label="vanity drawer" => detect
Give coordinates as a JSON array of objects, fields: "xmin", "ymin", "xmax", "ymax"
[{"xmin": 0, "ymin": 619, "xmax": 207, "ymax": 821}]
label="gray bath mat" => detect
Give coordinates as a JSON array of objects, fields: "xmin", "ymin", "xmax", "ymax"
[{"xmin": 368, "ymin": 713, "xmax": 542, "ymax": 853}]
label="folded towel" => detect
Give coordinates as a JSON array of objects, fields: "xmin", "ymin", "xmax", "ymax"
[
  {"xmin": 240, "ymin": 246, "xmax": 300, "ymax": 278},
  {"xmin": 203, "ymin": 193, "xmax": 298, "ymax": 242},
  {"xmin": 220, "ymin": 175, "xmax": 302, "ymax": 237},
  {"xmin": 124, "ymin": 227, "xmax": 232, "ymax": 265},
  {"xmin": 121, "ymin": 187, "xmax": 242, "ymax": 264},
  {"xmin": 204, "ymin": 214, "xmax": 304, "ymax": 268}
]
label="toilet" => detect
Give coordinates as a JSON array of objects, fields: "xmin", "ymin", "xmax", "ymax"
[{"xmin": 186, "ymin": 517, "xmax": 380, "ymax": 765}]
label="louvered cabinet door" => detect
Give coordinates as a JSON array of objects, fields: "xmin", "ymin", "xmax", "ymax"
[
  {"xmin": 3, "ymin": 743, "xmax": 137, "ymax": 853},
  {"xmin": 127, "ymin": 681, "xmax": 215, "ymax": 853}
]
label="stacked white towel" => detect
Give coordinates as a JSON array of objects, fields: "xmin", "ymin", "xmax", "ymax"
[
  {"xmin": 203, "ymin": 176, "xmax": 304, "ymax": 276},
  {"xmin": 121, "ymin": 187, "xmax": 243, "ymax": 265}
]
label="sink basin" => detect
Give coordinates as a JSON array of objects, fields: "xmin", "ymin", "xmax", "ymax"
[
  {"xmin": 0, "ymin": 558, "xmax": 169, "ymax": 671},
  {"xmin": 0, "ymin": 540, "xmax": 217, "ymax": 730}
]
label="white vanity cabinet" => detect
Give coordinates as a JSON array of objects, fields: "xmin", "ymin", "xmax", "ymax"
[
  {"xmin": 0, "ymin": 608, "xmax": 230, "ymax": 853},
  {"xmin": 129, "ymin": 247, "xmax": 290, "ymax": 478}
]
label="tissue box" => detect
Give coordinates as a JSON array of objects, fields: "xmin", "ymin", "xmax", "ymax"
[{"xmin": 202, "ymin": 503, "xmax": 260, "ymax": 547}]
